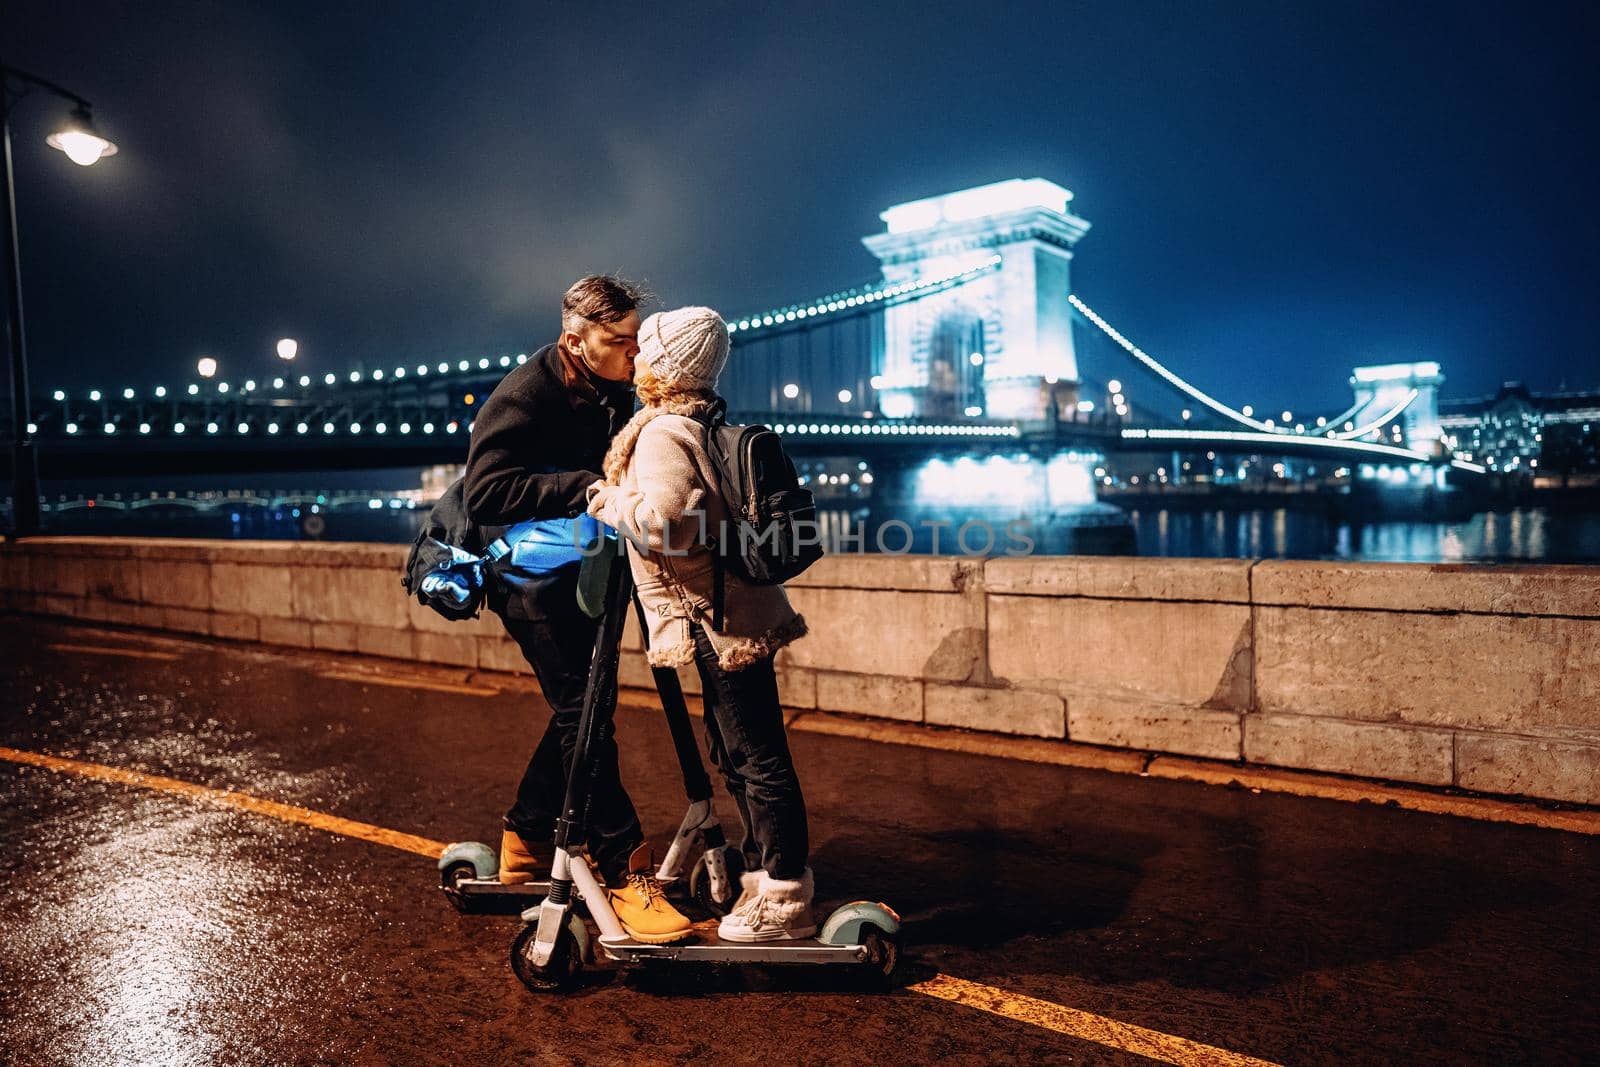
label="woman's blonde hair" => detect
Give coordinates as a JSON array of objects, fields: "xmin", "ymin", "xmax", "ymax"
[{"xmin": 634, "ymin": 364, "xmax": 716, "ymax": 408}]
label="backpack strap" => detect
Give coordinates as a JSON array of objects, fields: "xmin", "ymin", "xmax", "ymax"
[{"xmin": 711, "ymin": 553, "xmax": 725, "ymax": 633}]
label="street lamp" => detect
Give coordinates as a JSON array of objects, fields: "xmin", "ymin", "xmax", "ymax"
[{"xmin": 2, "ymin": 63, "xmax": 119, "ymax": 537}]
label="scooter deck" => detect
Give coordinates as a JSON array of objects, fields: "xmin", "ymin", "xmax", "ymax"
[
  {"xmin": 447, "ymin": 878, "xmax": 550, "ymax": 898},
  {"xmin": 598, "ymin": 921, "xmax": 867, "ymax": 966}
]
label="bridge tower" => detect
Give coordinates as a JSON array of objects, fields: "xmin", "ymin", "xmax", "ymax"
[
  {"xmin": 1350, "ymin": 361, "xmax": 1445, "ymax": 449},
  {"xmin": 862, "ymin": 178, "xmax": 1091, "ymax": 421}
]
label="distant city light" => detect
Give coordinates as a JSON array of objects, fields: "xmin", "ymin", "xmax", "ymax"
[
  {"xmin": 299, "ymin": 376, "xmax": 311, "ymax": 387},
  {"xmin": 272, "ymin": 378, "xmax": 284, "ymax": 389},
  {"xmin": 1181, "ymin": 409, "xmax": 1191, "ymax": 421},
  {"xmin": 122, "ymin": 388, "xmax": 134, "ymax": 399},
  {"xmin": 969, "ymin": 352, "xmax": 984, "ymax": 366},
  {"xmin": 838, "ymin": 389, "xmax": 853, "ymax": 403},
  {"xmin": 964, "ymin": 405, "xmax": 983, "ymax": 417},
  {"xmin": 1107, "ymin": 380, "xmax": 1122, "ymax": 394},
  {"xmin": 1241, "ymin": 405, "xmax": 1254, "ymax": 417},
  {"xmin": 197, "ymin": 357, "xmax": 217, "ymax": 378},
  {"xmin": 155, "ymin": 386, "xmax": 166, "ymax": 398},
  {"xmin": 783, "ymin": 383, "xmax": 800, "ymax": 399},
  {"xmin": 276, "ymin": 338, "xmax": 299, "ymax": 360},
  {"xmin": 325, "ymin": 373, "xmax": 336, "ymax": 385},
  {"xmin": 52, "ymin": 390, "xmax": 65, "ymax": 401},
  {"xmin": 89, "ymin": 389, "xmax": 101, "ymax": 401},
  {"xmin": 1077, "ymin": 400, "xmax": 1095, "ymax": 413}
]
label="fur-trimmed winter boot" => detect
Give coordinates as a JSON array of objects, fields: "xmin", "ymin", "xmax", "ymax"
[{"xmin": 717, "ymin": 868, "xmax": 816, "ymax": 942}]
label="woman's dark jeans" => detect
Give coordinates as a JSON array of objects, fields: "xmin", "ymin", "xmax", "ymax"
[{"xmin": 690, "ymin": 622, "xmax": 809, "ymax": 881}]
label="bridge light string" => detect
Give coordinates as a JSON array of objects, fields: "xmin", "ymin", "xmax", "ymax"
[
  {"xmin": 726, "ymin": 255, "xmax": 1003, "ymax": 340},
  {"xmin": 1119, "ymin": 428, "xmax": 1479, "ymax": 472}
]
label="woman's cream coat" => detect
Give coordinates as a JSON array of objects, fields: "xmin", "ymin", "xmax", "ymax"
[{"xmin": 585, "ymin": 399, "xmax": 807, "ymax": 672}]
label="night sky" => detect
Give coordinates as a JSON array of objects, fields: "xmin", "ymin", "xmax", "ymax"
[{"xmin": 10, "ymin": 1, "xmax": 1598, "ymax": 411}]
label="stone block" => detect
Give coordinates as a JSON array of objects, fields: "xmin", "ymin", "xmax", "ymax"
[
  {"xmin": 618, "ymin": 651, "xmax": 655, "ymax": 691},
  {"xmin": 1243, "ymin": 713, "xmax": 1453, "ymax": 786},
  {"xmin": 78, "ymin": 556, "xmax": 142, "ymax": 603},
  {"xmin": 1455, "ymin": 733, "xmax": 1600, "ymax": 805},
  {"xmin": 140, "ymin": 559, "xmax": 211, "ymax": 610},
  {"xmin": 356, "ymin": 625, "xmax": 414, "ymax": 661},
  {"xmin": 986, "ymin": 556, "xmax": 1252, "ymax": 602},
  {"xmin": 775, "ymin": 665, "xmax": 817, "ymax": 709},
  {"xmin": 787, "ymin": 554, "xmax": 978, "ymax": 593},
  {"xmin": 989, "ymin": 594, "xmax": 1251, "ymax": 708},
  {"xmin": 403, "ymin": 591, "xmax": 508, "ymax": 638},
  {"xmin": 133, "ymin": 604, "xmax": 168, "ymax": 631},
  {"xmin": 161, "ymin": 607, "xmax": 212, "ymax": 636},
  {"xmin": 414, "ymin": 630, "xmax": 478, "ymax": 668},
  {"xmin": 782, "ymin": 586, "xmax": 985, "ymax": 681},
  {"xmin": 478, "ymin": 636, "xmax": 531, "ymax": 674},
  {"xmin": 924, "ymin": 684, "xmax": 1065, "ymax": 738},
  {"xmin": 293, "ymin": 566, "xmax": 403, "ymax": 627},
  {"xmin": 1254, "ymin": 606, "xmax": 1600, "ymax": 732},
  {"xmin": 1068, "ymin": 692, "xmax": 1242, "ymax": 760},
  {"xmin": 311, "ymin": 622, "xmax": 358, "ymax": 653},
  {"xmin": 34, "ymin": 555, "xmax": 89, "ymax": 598},
  {"xmin": 260, "ymin": 617, "xmax": 312, "ymax": 648},
  {"xmin": 1254, "ymin": 560, "xmax": 1600, "ymax": 618},
  {"xmin": 210, "ymin": 563, "xmax": 295, "ymax": 619},
  {"xmin": 211, "ymin": 613, "xmax": 260, "ymax": 642},
  {"xmin": 814, "ymin": 671, "xmax": 922, "ymax": 722}
]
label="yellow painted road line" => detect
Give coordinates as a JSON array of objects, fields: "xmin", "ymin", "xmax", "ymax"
[
  {"xmin": 0, "ymin": 746, "xmax": 446, "ymax": 858},
  {"xmin": 317, "ymin": 669, "xmax": 500, "ymax": 698},
  {"xmin": 46, "ymin": 642, "xmax": 181, "ymax": 662},
  {"xmin": 0, "ymin": 744, "xmax": 1284, "ymax": 1065},
  {"xmin": 908, "ymin": 974, "xmax": 1284, "ymax": 1067}
]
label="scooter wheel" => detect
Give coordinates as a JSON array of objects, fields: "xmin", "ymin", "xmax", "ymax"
[
  {"xmin": 689, "ymin": 850, "xmax": 742, "ymax": 917},
  {"xmin": 510, "ymin": 922, "xmax": 581, "ymax": 994},
  {"xmin": 440, "ymin": 860, "xmax": 477, "ymax": 892},
  {"xmin": 859, "ymin": 925, "xmax": 901, "ymax": 989}
]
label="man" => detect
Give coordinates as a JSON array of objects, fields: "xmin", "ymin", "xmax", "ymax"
[{"xmin": 463, "ymin": 274, "xmax": 691, "ymax": 943}]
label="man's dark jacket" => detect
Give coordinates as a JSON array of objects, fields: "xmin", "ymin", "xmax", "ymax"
[{"xmin": 463, "ymin": 342, "xmax": 635, "ymax": 619}]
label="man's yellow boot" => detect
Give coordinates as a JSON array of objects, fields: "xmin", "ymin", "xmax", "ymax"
[
  {"xmin": 607, "ymin": 844, "xmax": 693, "ymax": 944},
  {"xmin": 499, "ymin": 829, "xmax": 544, "ymax": 885}
]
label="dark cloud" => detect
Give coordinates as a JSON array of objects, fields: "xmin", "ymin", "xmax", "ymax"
[{"xmin": 8, "ymin": 0, "xmax": 1599, "ymax": 406}]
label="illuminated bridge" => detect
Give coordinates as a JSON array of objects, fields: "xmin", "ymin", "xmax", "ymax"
[{"xmin": 11, "ymin": 178, "xmax": 1487, "ymax": 503}]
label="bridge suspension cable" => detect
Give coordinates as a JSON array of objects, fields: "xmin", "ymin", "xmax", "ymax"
[
  {"xmin": 727, "ymin": 255, "xmax": 1002, "ymax": 341},
  {"xmin": 1327, "ymin": 389, "xmax": 1418, "ymax": 440},
  {"xmin": 1071, "ymin": 295, "xmax": 1422, "ymax": 444},
  {"xmin": 1069, "ymin": 295, "xmax": 1283, "ymax": 434}
]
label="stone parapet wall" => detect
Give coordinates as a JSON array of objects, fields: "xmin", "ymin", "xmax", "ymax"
[{"xmin": 3, "ymin": 538, "xmax": 1596, "ymax": 805}]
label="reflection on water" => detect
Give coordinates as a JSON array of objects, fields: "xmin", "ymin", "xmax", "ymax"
[
  {"xmin": 31, "ymin": 481, "xmax": 1600, "ymax": 563},
  {"xmin": 1127, "ymin": 506, "xmax": 1600, "ymax": 563}
]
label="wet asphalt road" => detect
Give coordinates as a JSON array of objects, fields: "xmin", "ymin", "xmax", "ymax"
[{"xmin": 2, "ymin": 614, "xmax": 1599, "ymax": 1066}]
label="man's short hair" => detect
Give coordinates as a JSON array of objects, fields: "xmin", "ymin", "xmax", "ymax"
[{"xmin": 561, "ymin": 274, "xmax": 649, "ymax": 334}]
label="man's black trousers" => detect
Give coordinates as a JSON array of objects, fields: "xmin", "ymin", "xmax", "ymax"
[{"xmin": 498, "ymin": 565, "xmax": 642, "ymax": 883}]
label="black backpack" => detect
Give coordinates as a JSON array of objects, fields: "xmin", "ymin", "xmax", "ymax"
[
  {"xmin": 401, "ymin": 476, "xmax": 491, "ymax": 621},
  {"xmin": 693, "ymin": 399, "xmax": 824, "ymax": 629}
]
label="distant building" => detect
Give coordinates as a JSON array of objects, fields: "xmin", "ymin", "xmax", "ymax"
[{"xmin": 1439, "ymin": 383, "xmax": 1600, "ymax": 477}]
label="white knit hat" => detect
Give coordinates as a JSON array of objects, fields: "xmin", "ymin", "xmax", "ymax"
[{"xmin": 637, "ymin": 306, "xmax": 730, "ymax": 391}]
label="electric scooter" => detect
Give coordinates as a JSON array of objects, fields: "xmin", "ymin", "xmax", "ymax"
[
  {"xmin": 437, "ymin": 636, "xmax": 741, "ymax": 914},
  {"xmin": 508, "ymin": 535, "xmax": 901, "ymax": 992},
  {"xmin": 438, "ymin": 531, "xmax": 743, "ymax": 916}
]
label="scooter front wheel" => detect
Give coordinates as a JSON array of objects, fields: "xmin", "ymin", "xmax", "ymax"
[
  {"xmin": 859, "ymin": 925, "xmax": 901, "ymax": 989},
  {"xmin": 510, "ymin": 921, "xmax": 581, "ymax": 993},
  {"xmin": 689, "ymin": 849, "xmax": 743, "ymax": 917}
]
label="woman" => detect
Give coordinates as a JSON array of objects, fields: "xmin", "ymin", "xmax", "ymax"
[{"xmin": 585, "ymin": 305, "xmax": 815, "ymax": 942}]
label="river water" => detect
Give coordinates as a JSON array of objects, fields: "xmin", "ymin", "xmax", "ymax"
[{"xmin": 25, "ymin": 468, "xmax": 1600, "ymax": 564}]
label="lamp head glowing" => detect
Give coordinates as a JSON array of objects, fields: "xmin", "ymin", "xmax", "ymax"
[
  {"xmin": 46, "ymin": 107, "xmax": 118, "ymax": 167},
  {"xmin": 197, "ymin": 357, "xmax": 218, "ymax": 378},
  {"xmin": 276, "ymin": 338, "xmax": 299, "ymax": 360}
]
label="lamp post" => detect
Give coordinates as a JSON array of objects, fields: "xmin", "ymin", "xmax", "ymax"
[{"xmin": 1, "ymin": 62, "xmax": 117, "ymax": 537}]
